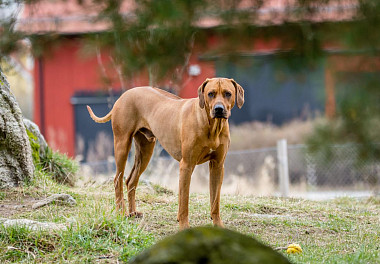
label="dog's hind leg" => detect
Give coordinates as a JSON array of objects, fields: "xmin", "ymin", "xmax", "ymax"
[
  {"xmin": 126, "ymin": 130, "xmax": 155, "ymax": 218},
  {"xmin": 113, "ymin": 134, "xmax": 132, "ymax": 215}
]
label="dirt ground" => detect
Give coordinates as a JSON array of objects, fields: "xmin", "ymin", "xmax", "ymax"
[{"xmin": 0, "ymin": 189, "xmax": 39, "ymax": 218}]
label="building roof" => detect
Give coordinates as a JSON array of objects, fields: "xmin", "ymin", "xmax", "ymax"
[
  {"xmin": 16, "ymin": 0, "xmax": 135, "ymax": 34},
  {"xmin": 16, "ymin": 0, "xmax": 358, "ymax": 34}
]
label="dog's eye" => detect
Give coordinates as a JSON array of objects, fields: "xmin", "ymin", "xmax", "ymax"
[
  {"xmin": 225, "ymin": 92, "xmax": 232, "ymax": 98},
  {"xmin": 208, "ymin": 92, "xmax": 215, "ymax": 98}
]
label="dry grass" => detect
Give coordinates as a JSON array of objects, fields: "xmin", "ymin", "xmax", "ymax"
[{"xmin": 229, "ymin": 118, "xmax": 319, "ymax": 150}]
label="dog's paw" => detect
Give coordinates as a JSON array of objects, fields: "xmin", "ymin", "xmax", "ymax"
[
  {"xmin": 128, "ymin": 211, "xmax": 143, "ymax": 218},
  {"xmin": 179, "ymin": 222, "xmax": 190, "ymax": 230}
]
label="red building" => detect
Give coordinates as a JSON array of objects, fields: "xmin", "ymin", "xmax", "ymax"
[{"xmin": 17, "ymin": 0, "xmax": 380, "ymax": 159}]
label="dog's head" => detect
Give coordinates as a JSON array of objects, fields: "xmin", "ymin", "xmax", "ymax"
[{"xmin": 198, "ymin": 78, "xmax": 244, "ymax": 119}]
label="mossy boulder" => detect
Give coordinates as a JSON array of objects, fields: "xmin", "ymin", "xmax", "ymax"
[
  {"xmin": 130, "ymin": 226, "xmax": 291, "ymax": 264},
  {"xmin": 24, "ymin": 118, "xmax": 48, "ymax": 157},
  {"xmin": 0, "ymin": 68, "xmax": 34, "ymax": 187}
]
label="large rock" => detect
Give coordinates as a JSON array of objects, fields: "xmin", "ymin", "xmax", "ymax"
[
  {"xmin": 0, "ymin": 67, "xmax": 34, "ymax": 188},
  {"xmin": 23, "ymin": 118, "xmax": 48, "ymax": 155},
  {"xmin": 130, "ymin": 226, "xmax": 291, "ymax": 264}
]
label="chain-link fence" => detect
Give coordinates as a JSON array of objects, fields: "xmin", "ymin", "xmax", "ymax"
[
  {"xmin": 288, "ymin": 144, "xmax": 379, "ymax": 197},
  {"xmin": 81, "ymin": 142, "xmax": 380, "ymax": 198}
]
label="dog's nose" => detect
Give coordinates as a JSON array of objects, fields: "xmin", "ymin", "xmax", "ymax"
[{"xmin": 214, "ymin": 104, "xmax": 224, "ymax": 115}]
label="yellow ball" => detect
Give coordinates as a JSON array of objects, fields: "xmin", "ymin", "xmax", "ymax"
[{"xmin": 286, "ymin": 244, "xmax": 302, "ymax": 254}]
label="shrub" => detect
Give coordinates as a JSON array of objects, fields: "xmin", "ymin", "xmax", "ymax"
[
  {"xmin": 39, "ymin": 147, "xmax": 79, "ymax": 186},
  {"xmin": 26, "ymin": 127, "xmax": 78, "ymax": 186},
  {"xmin": 229, "ymin": 119, "xmax": 318, "ymax": 150}
]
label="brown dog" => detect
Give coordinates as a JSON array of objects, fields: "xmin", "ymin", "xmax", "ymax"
[{"xmin": 87, "ymin": 78, "xmax": 244, "ymax": 229}]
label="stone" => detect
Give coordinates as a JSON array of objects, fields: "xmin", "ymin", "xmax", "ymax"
[
  {"xmin": 0, "ymin": 67, "xmax": 34, "ymax": 188},
  {"xmin": 23, "ymin": 118, "xmax": 48, "ymax": 154},
  {"xmin": 129, "ymin": 226, "xmax": 291, "ymax": 264},
  {"xmin": 32, "ymin": 193, "xmax": 77, "ymax": 209},
  {"xmin": 0, "ymin": 218, "xmax": 67, "ymax": 231}
]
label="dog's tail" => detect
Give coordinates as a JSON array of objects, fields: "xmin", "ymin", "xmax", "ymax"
[{"xmin": 87, "ymin": 105, "xmax": 112, "ymax": 123}]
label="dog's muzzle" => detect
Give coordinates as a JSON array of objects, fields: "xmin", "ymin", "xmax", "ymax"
[{"xmin": 212, "ymin": 104, "xmax": 227, "ymax": 119}]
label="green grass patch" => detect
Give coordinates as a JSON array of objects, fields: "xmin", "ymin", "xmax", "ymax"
[
  {"xmin": 26, "ymin": 128, "xmax": 79, "ymax": 187},
  {"xmin": 0, "ymin": 202, "xmax": 154, "ymax": 263},
  {"xmin": 0, "ymin": 191, "xmax": 5, "ymax": 201}
]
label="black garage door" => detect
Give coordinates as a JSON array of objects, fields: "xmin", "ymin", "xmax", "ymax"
[{"xmin": 215, "ymin": 54, "xmax": 326, "ymax": 125}]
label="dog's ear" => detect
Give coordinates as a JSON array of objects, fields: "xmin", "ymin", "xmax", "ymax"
[
  {"xmin": 230, "ymin": 79, "xmax": 244, "ymax": 108},
  {"xmin": 198, "ymin": 79, "xmax": 209, "ymax": 109}
]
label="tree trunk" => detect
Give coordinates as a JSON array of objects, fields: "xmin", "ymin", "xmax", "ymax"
[{"xmin": 0, "ymin": 67, "xmax": 34, "ymax": 188}]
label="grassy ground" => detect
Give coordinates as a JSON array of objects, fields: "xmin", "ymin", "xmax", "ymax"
[{"xmin": 0, "ymin": 173, "xmax": 379, "ymax": 263}]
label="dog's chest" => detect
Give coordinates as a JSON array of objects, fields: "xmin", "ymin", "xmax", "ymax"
[
  {"xmin": 208, "ymin": 139, "xmax": 220, "ymax": 152},
  {"xmin": 208, "ymin": 137, "xmax": 220, "ymax": 151},
  {"xmin": 196, "ymin": 137, "xmax": 226, "ymax": 164},
  {"xmin": 205, "ymin": 139, "xmax": 220, "ymax": 156}
]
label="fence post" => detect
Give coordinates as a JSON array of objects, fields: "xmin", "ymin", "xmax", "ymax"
[
  {"xmin": 277, "ymin": 139, "xmax": 289, "ymax": 197},
  {"xmin": 306, "ymin": 153, "xmax": 317, "ymax": 187}
]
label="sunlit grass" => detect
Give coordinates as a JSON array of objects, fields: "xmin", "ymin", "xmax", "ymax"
[{"xmin": 1, "ymin": 177, "xmax": 379, "ymax": 263}]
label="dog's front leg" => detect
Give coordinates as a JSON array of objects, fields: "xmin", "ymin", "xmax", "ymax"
[
  {"xmin": 209, "ymin": 160, "xmax": 225, "ymax": 227},
  {"xmin": 177, "ymin": 160, "xmax": 194, "ymax": 230}
]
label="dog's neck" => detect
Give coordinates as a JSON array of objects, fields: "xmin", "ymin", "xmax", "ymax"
[
  {"xmin": 204, "ymin": 108, "xmax": 227, "ymax": 139},
  {"xmin": 209, "ymin": 118, "xmax": 226, "ymax": 138}
]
